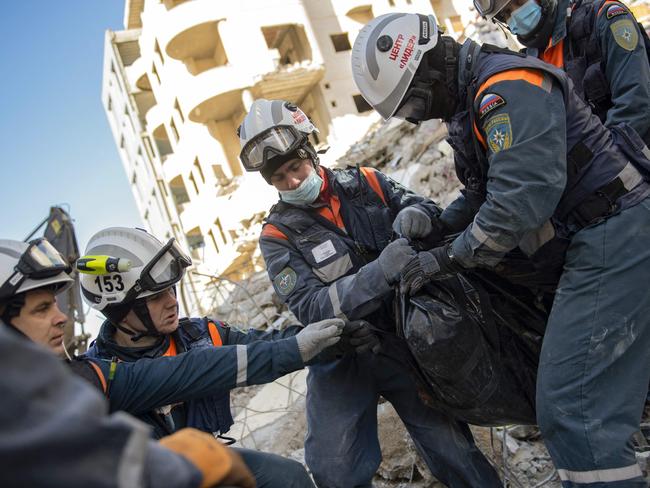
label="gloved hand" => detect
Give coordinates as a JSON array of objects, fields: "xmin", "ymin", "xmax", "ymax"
[
  {"xmin": 401, "ymin": 245, "xmax": 464, "ymax": 295},
  {"xmin": 159, "ymin": 428, "xmax": 256, "ymax": 488},
  {"xmin": 377, "ymin": 238, "xmax": 417, "ymax": 284},
  {"xmin": 341, "ymin": 320, "xmax": 382, "ymax": 354},
  {"xmin": 295, "ymin": 318, "xmax": 344, "ymax": 362},
  {"xmin": 392, "ymin": 207, "xmax": 433, "ymax": 239}
]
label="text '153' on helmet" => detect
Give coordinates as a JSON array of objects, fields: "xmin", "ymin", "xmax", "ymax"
[
  {"xmin": 0, "ymin": 238, "xmax": 73, "ymax": 302},
  {"xmin": 238, "ymin": 99, "xmax": 318, "ymax": 176},
  {"xmin": 351, "ymin": 13, "xmax": 439, "ymax": 120},
  {"xmin": 79, "ymin": 227, "xmax": 191, "ymax": 313}
]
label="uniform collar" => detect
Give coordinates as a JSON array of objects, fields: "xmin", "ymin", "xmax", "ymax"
[{"xmin": 95, "ymin": 320, "xmax": 169, "ymax": 361}]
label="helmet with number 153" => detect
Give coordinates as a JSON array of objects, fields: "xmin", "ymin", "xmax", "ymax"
[{"xmin": 79, "ymin": 228, "xmax": 191, "ymax": 339}]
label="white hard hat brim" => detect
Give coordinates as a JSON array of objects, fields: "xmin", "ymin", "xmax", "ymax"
[{"xmin": 16, "ymin": 272, "xmax": 74, "ymax": 297}]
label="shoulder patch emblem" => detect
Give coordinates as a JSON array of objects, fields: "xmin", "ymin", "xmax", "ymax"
[
  {"xmin": 484, "ymin": 113, "xmax": 513, "ymax": 153},
  {"xmin": 478, "ymin": 93, "xmax": 507, "ymax": 119},
  {"xmin": 606, "ymin": 4, "xmax": 628, "ymax": 19},
  {"xmin": 273, "ymin": 267, "xmax": 297, "ymax": 296},
  {"xmin": 610, "ymin": 18, "xmax": 638, "ymax": 51}
]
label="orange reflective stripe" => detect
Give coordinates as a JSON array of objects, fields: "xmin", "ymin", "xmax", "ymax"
[
  {"xmin": 360, "ymin": 167, "xmax": 387, "ymax": 205},
  {"xmin": 88, "ymin": 361, "xmax": 107, "ymax": 393},
  {"xmin": 261, "ymin": 224, "xmax": 288, "ymax": 240},
  {"xmin": 208, "ymin": 321, "xmax": 223, "ymax": 347},
  {"xmin": 473, "ymin": 121, "xmax": 487, "ymax": 149},
  {"xmin": 541, "ymin": 39, "xmax": 564, "ymax": 68},
  {"xmin": 162, "ymin": 338, "xmax": 177, "ymax": 357},
  {"xmin": 476, "ymin": 68, "xmax": 545, "ymax": 100}
]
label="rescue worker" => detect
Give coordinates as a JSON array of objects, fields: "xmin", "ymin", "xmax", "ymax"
[
  {"xmin": 352, "ymin": 12, "xmax": 650, "ymax": 487},
  {"xmin": 475, "ymin": 0, "xmax": 650, "ymax": 143},
  {"xmin": 0, "ymin": 239, "xmax": 255, "ymax": 488},
  {"xmin": 0, "ymin": 237, "xmax": 342, "ymax": 420},
  {"xmin": 239, "ymin": 99, "xmax": 502, "ymax": 487},
  {"xmin": 78, "ymin": 227, "xmax": 372, "ymax": 488}
]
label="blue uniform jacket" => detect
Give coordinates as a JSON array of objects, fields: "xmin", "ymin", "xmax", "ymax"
[
  {"xmin": 528, "ymin": 0, "xmax": 650, "ymax": 140},
  {"xmin": 259, "ymin": 166, "xmax": 441, "ymax": 328},
  {"xmin": 84, "ymin": 317, "xmax": 304, "ymax": 439},
  {"xmin": 443, "ymin": 40, "xmax": 650, "ymax": 270}
]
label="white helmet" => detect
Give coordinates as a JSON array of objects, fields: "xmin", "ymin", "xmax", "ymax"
[
  {"xmin": 351, "ymin": 13, "xmax": 439, "ymax": 120},
  {"xmin": 79, "ymin": 228, "xmax": 191, "ymax": 334},
  {"xmin": 238, "ymin": 99, "xmax": 319, "ymax": 183},
  {"xmin": 0, "ymin": 238, "xmax": 73, "ymax": 303}
]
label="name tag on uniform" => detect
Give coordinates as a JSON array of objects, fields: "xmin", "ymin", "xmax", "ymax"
[{"xmin": 312, "ymin": 240, "xmax": 337, "ymax": 263}]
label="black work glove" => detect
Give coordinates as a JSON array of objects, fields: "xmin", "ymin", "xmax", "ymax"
[
  {"xmin": 400, "ymin": 245, "xmax": 464, "ymax": 295},
  {"xmin": 342, "ymin": 320, "xmax": 382, "ymax": 354}
]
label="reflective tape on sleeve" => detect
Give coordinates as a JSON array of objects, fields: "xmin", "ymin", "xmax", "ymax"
[
  {"xmin": 327, "ymin": 283, "xmax": 349, "ymax": 320},
  {"xmin": 235, "ymin": 345, "xmax": 248, "ymax": 387},
  {"xmin": 557, "ymin": 464, "xmax": 643, "ymax": 484},
  {"xmin": 470, "ymin": 222, "xmax": 511, "ymax": 252}
]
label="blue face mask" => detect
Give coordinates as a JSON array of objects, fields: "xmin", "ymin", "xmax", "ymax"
[
  {"xmin": 279, "ymin": 168, "xmax": 323, "ymax": 206},
  {"xmin": 507, "ymin": 0, "xmax": 542, "ymax": 36}
]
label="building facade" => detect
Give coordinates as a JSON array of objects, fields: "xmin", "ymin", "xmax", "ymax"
[{"xmin": 102, "ymin": 0, "xmax": 477, "ymax": 314}]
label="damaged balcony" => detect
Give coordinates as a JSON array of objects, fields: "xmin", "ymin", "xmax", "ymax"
[
  {"xmin": 250, "ymin": 24, "xmax": 324, "ymax": 103},
  {"xmin": 160, "ymin": 0, "xmax": 227, "ymax": 75}
]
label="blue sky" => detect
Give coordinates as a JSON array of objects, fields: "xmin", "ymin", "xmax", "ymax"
[{"xmin": 0, "ymin": 1, "xmax": 142, "ymax": 250}]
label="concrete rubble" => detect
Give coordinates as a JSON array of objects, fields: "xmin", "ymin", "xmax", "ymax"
[{"xmin": 212, "ymin": 9, "xmax": 650, "ymax": 486}]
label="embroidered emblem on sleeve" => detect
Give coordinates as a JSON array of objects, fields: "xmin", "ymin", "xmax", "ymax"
[
  {"xmin": 484, "ymin": 113, "xmax": 513, "ymax": 153},
  {"xmin": 479, "ymin": 93, "xmax": 507, "ymax": 119},
  {"xmin": 273, "ymin": 267, "xmax": 297, "ymax": 296},
  {"xmin": 610, "ymin": 18, "xmax": 639, "ymax": 51},
  {"xmin": 606, "ymin": 4, "xmax": 628, "ymax": 19}
]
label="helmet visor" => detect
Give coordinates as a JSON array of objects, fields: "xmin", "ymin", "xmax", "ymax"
[
  {"xmin": 0, "ymin": 238, "xmax": 70, "ymax": 301},
  {"xmin": 473, "ymin": 0, "xmax": 513, "ymax": 19},
  {"xmin": 21, "ymin": 239, "xmax": 70, "ymax": 278},
  {"xmin": 141, "ymin": 238, "xmax": 191, "ymax": 292},
  {"xmin": 395, "ymin": 95, "xmax": 429, "ymax": 121},
  {"xmin": 240, "ymin": 126, "xmax": 303, "ymax": 172}
]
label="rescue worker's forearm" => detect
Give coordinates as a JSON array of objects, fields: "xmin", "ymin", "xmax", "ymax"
[
  {"xmin": 439, "ymin": 193, "xmax": 479, "ymax": 232},
  {"xmin": 452, "ymin": 79, "xmax": 568, "ymax": 267},
  {"xmin": 599, "ymin": 8, "xmax": 650, "ymax": 137},
  {"xmin": 260, "ymin": 238, "xmax": 393, "ymax": 325},
  {"xmin": 285, "ymin": 258, "xmax": 392, "ymax": 325},
  {"xmin": 145, "ymin": 443, "xmax": 204, "ymax": 488},
  {"xmin": 223, "ymin": 323, "xmax": 303, "ymax": 344},
  {"xmin": 98, "ymin": 338, "xmax": 304, "ymax": 414}
]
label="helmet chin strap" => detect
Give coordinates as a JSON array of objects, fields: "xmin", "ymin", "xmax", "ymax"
[{"xmin": 129, "ymin": 299, "xmax": 162, "ymax": 342}]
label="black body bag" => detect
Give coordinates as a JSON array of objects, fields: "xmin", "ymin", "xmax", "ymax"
[{"xmin": 397, "ymin": 269, "xmax": 549, "ymax": 426}]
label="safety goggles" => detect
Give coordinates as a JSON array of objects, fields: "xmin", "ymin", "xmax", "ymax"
[
  {"xmin": 240, "ymin": 125, "xmax": 306, "ymax": 172},
  {"xmin": 0, "ymin": 238, "xmax": 71, "ymax": 300},
  {"xmin": 123, "ymin": 238, "xmax": 191, "ymax": 303},
  {"xmin": 473, "ymin": 0, "xmax": 514, "ymax": 19}
]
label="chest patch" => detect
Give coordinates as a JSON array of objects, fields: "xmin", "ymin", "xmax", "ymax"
[
  {"xmin": 273, "ymin": 267, "xmax": 297, "ymax": 296},
  {"xmin": 311, "ymin": 240, "xmax": 337, "ymax": 263},
  {"xmin": 606, "ymin": 4, "xmax": 628, "ymax": 19},
  {"xmin": 610, "ymin": 18, "xmax": 638, "ymax": 51},
  {"xmin": 484, "ymin": 113, "xmax": 513, "ymax": 153},
  {"xmin": 478, "ymin": 93, "xmax": 506, "ymax": 119}
]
